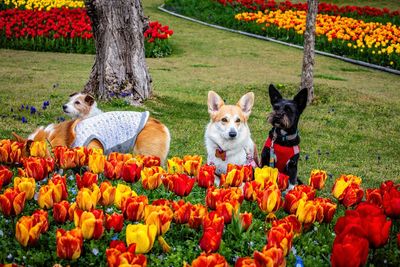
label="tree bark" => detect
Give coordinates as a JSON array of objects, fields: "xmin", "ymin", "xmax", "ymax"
[
  {"xmin": 300, "ymin": 0, "xmax": 318, "ymax": 103},
  {"xmin": 84, "ymin": 0, "xmax": 151, "ymax": 105}
]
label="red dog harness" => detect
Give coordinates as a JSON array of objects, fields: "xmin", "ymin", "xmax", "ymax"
[{"xmin": 264, "ymin": 137, "xmax": 300, "ymax": 173}]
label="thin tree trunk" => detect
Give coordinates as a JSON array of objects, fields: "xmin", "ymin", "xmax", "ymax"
[
  {"xmin": 300, "ymin": 0, "xmax": 318, "ymax": 103},
  {"xmin": 84, "ymin": 0, "xmax": 151, "ymax": 105}
]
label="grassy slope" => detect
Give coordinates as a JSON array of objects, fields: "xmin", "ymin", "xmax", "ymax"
[{"xmin": 0, "ymin": 0, "xmax": 399, "ymax": 190}]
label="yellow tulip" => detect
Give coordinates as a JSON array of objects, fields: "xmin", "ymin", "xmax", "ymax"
[
  {"xmin": 126, "ymin": 223, "xmax": 157, "ymax": 254},
  {"xmin": 144, "ymin": 205, "xmax": 173, "ymax": 235},
  {"xmin": 99, "ymin": 181, "xmax": 116, "ymax": 207},
  {"xmin": 38, "ymin": 185, "xmax": 54, "ymax": 209},
  {"xmin": 14, "ymin": 177, "xmax": 36, "ymax": 200},
  {"xmin": 296, "ymin": 199, "xmax": 318, "ymax": 226},
  {"xmin": 88, "ymin": 150, "xmax": 105, "ymax": 174},
  {"xmin": 76, "ymin": 184, "xmax": 100, "ymax": 211},
  {"xmin": 114, "ymin": 184, "xmax": 137, "ymax": 209},
  {"xmin": 167, "ymin": 157, "xmax": 184, "ymax": 174},
  {"xmin": 15, "ymin": 215, "xmax": 43, "ymax": 247},
  {"xmin": 254, "ymin": 166, "xmax": 279, "ymax": 188},
  {"xmin": 29, "ymin": 141, "xmax": 47, "ymax": 158}
]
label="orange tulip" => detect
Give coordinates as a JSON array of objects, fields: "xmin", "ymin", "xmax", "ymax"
[
  {"xmin": 183, "ymin": 155, "xmax": 202, "ymax": 177},
  {"xmin": 21, "ymin": 156, "xmax": 54, "ymax": 181},
  {"xmin": 296, "ymin": 199, "xmax": 318, "ymax": 228},
  {"xmin": 332, "ymin": 174, "xmax": 362, "ymax": 200},
  {"xmin": 0, "ymin": 187, "xmax": 26, "ymax": 216},
  {"xmin": 227, "ymin": 163, "xmax": 253, "ymax": 182},
  {"xmin": 239, "ymin": 212, "xmax": 253, "ymax": 231},
  {"xmin": 56, "ymin": 228, "xmax": 83, "ymax": 260},
  {"xmin": 253, "ymin": 247, "xmax": 286, "ymax": 267},
  {"xmin": 309, "ymin": 169, "xmax": 328, "ymax": 190},
  {"xmin": 144, "ymin": 205, "xmax": 174, "ymax": 235},
  {"xmin": 197, "ymin": 164, "xmax": 216, "ymax": 188},
  {"xmin": 167, "ymin": 157, "xmax": 184, "ymax": 174},
  {"xmin": 99, "ymin": 181, "xmax": 116, "ymax": 207},
  {"xmin": 76, "ymin": 171, "xmax": 98, "ymax": 189},
  {"xmin": 172, "ymin": 199, "xmax": 192, "ymax": 224},
  {"xmin": 188, "ymin": 203, "xmax": 208, "ymax": 229},
  {"xmin": 216, "ymin": 201, "xmax": 240, "ymax": 224},
  {"xmin": 53, "ymin": 200, "xmax": 70, "ymax": 223},
  {"xmin": 341, "ymin": 183, "xmax": 364, "ymax": 208},
  {"xmin": 74, "ymin": 209, "xmax": 104, "ymax": 240},
  {"xmin": 0, "ymin": 165, "xmax": 13, "ymax": 190},
  {"xmin": 257, "ymin": 185, "xmax": 282, "ymax": 214},
  {"xmin": 104, "ymin": 159, "xmax": 122, "ymax": 180},
  {"xmin": 235, "ymin": 257, "xmax": 256, "ymax": 267},
  {"xmin": 114, "ymin": 184, "xmax": 136, "ymax": 209},
  {"xmin": 122, "ymin": 195, "xmax": 149, "ymax": 222},
  {"xmin": 0, "ymin": 140, "xmax": 24, "ymax": 164},
  {"xmin": 272, "ymin": 215, "xmax": 302, "ymax": 237},
  {"xmin": 108, "ymin": 152, "xmax": 133, "ymax": 162},
  {"xmin": 48, "ymin": 174, "xmax": 68, "ymax": 203},
  {"xmin": 76, "ymin": 184, "xmax": 100, "ymax": 211},
  {"xmin": 189, "ymin": 252, "xmax": 229, "ymax": 267},
  {"xmin": 314, "ymin": 197, "xmax": 337, "ymax": 223},
  {"xmin": 88, "ymin": 149, "xmax": 105, "ymax": 174},
  {"xmin": 266, "ymin": 227, "xmax": 294, "ymax": 256},
  {"xmin": 141, "ymin": 166, "xmax": 165, "ymax": 190},
  {"xmin": 220, "ymin": 168, "xmax": 244, "ymax": 188},
  {"xmin": 205, "ymin": 186, "xmax": 244, "ymax": 210},
  {"xmin": 243, "ymin": 180, "xmax": 262, "ymax": 201},
  {"xmin": 53, "ymin": 146, "xmax": 76, "ymax": 169},
  {"xmin": 14, "ymin": 176, "xmax": 36, "ymax": 200},
  {"xmin": 15, "ymin": 215, "xmax": 43, "ymax": 246}
]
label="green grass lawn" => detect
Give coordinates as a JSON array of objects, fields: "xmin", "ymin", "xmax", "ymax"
[
  {"xmin": 279, "ymin": 0, "xmax": 400, "ymax": 10},
  {"xmin": 1, "ymin": 0, "xmax": 400, "ymax": 192}
]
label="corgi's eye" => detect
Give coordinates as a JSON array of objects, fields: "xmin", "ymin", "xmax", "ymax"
[
  {"xmin": 235, "ymin": 118, "xmax": 241, "ymax": 123},
  {"xmin": 221, "ymin": 118, "xmax": 228, "ymax": 123},
  {"xmin": 75, "ymin": 101, "xmax": 80, "ymax": 105}
]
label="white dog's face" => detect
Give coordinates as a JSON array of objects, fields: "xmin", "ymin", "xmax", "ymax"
[{"xmin": 63, "ymin": 93, "xmax": 95, "ymax": 119}]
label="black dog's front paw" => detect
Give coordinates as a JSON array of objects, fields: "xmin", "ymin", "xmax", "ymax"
[{"xmin": 260, "ymin": 146, "xmax": 270, "ymax": 168}]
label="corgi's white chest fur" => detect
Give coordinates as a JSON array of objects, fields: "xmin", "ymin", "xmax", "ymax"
[{"xmin": 205, "ymin": 121, "xmax": 255, "ymax": 175}]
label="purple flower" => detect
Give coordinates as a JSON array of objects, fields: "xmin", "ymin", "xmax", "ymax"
[
  {"xmin": 43, "ymin": 101, "xmax": 50, "ymax": 107},
  {"xmin": 25, "ymin": 105, "xmax": 29, "ymax": 110},
  {"xmin": 22, "ymin": 117, "xmax": 27, "ymax": 123},
  {"xmin": 20, "ymin": 105, "xmax": 24, "ymax": 110},
  {"xmin": 30, "ymin": 106, "xmax": 37, "ymax": 114}
]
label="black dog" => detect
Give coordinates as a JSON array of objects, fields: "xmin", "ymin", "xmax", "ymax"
[{"xmin": 261, "ymin": 84, "xmax": 308, "ymax": 187}]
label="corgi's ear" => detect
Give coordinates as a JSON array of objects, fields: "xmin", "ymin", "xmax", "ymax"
[
  {"xmin": 237, "ymin": 92, "xmax": 254, "ymax": 118},
  {"xmin": 12, "ymin": 132, "xmax": 26, "ymax": 143},
  {"xmin": 293, "ymin": 88, "xmax": 308, "ymax": 114},
  {"xmin": 84, "ymin": 95, "xmax": 95, "ymax": 106},
  {"xmin": 268, "ymin": 84, "xmax": 282, "ymax": 105},
  {"xmin": 208, "ymin": 91, "xmax": 224, "ymax": 115}
]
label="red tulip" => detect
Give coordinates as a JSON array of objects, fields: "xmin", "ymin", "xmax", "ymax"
[
  {"xmin": 266, "ymin": 226, "xmax": 294, "ymax": 256},
  {"xmin": 53, "ymin": 200, "xmax": 70, "ymax": 223},
  {"xmin": 216, "ymin": 201, "xmax": 239, "ymax": 224},
  {"xmin": 0, "ymin": 187, "xmax": 26, "ymax": 216},
  {"xmin": 53, "ymin": 146, "xmax": 76, "ymax": 169},
  {"xmin": 243, "ymin": 181, "xmax": 262, "ymax": 202},
  {"xmin": 56, "ymin": 228, "xmax": 84, "ymax": 260},
  {"xmin": 76, "ymin": 171, "xmax": 98, "ymax": 189},
  {"xmin": 189, "ymin": 252, "xmax": 229, "ymax": 267},
  {"xmin": 235, "ymin": 257, "xmax": 256, "ymax": 267},
  {"xmin": 365, "ymin": 188, "xmax": 383, "ymax": 207},
  {"xmin": 309, "ymin": 169, "xmax": 327, "ymax": 190},
  {"xmin": 314, "ymin": 197, "xmax": 337, "ymax": 223},
  {"xmin": 32, "ymin": 209, "xmax": 49, "ymax": 233},
  {"xmin": 253, "ymin": 247, "xmax": 286, "ymax": 267},
  {"xmin": 197, "ymin": 164, "xmax": 216, "ymax": 188},
  {"xmin": 205, "ymin": 186, "xmax": 244, "ymax": 210},
  {"xmin": 172, "ymin": 174, "xmax": 195, "ymax": 197},
  {"xmin": 331, "ymin": 232, "xmax": 369, "ymax": 267},
  {"xmin": 122, "ymin": 195, "xmax": 148, "ymax": 222},
  {"xmin": 199, "ymin": 212, "xmax": 224, "ymax": 253},
  {"xmin": 382, "ymin": 187, "xmax": 400, "ymax": 218},
  {"xmin": 172, "ymin": 199, "xmax": 192, "ymax": 224},
  {"xmin": 188, "ymin": 203, "xmax": 208, "ymax": 229},
  {"xmin": 121, "ymin": 160, "xmax": 141, "ymax": 183},
  {"xmin": 0, "ymin": 165, "xmax": 13, "ymax": 190},
  {"xmin": 239, "ymin": 212, "xmax": 252, "ymax": 231},
  {"xmin": 21, "ymin": 156, "xmax": 54, "ymax": 181},
  {"xmin": 106, "ymin": 213, "xmax": 124, "ymax": 232},
  {"xmin": 341, "ymin": 183, "xmax": 364, "ymax": 208},
  {"xmin": 271, "ymin": 215, "xmax": 302, "ymax": 237}
]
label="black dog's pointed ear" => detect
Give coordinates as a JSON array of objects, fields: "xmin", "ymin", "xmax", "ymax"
[
  {"xmin": 268, "ymin": 84, "xmax": 282, "ymax": 105},
  {"xmin": 293, "ymin": 88, "xmax": 308, "ymax": 114}
]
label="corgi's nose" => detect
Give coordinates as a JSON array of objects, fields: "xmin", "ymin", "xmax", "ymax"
[
  {"xmin": 229, "ymin": 131, "xmax": 237, "ymax": 138},
  {"xmin": 62, "ymin": 105, "xmax": 67, "ymax": 111}
]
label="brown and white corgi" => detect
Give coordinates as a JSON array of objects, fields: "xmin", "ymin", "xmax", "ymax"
[
  {"xmin": 63, "ymin": 93, "xmax": 103, "ymax": 119},
  {"xmin": 13, "ymin": 111, "xmax": 170, "ymax": 164},
  {"xmin": 205, "ymin": 91, "xmax": 258, "ymax": 175}
]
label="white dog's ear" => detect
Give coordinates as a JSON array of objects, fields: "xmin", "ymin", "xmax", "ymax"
[
  {"xmin": 237, "ymin": 92, "xmax": 254, "ymax": 118},
  {"xmin": 208, "ymin": 91, "xmax": 224, "ymax": 115}
]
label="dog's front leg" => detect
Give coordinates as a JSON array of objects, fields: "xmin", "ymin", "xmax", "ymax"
[
  {"xmin": 285, "ymin": 154, "xmax": 300, "ymax": 185},
  {"xmin": 260, "ymin": 146, "xmax": 271, "ymax": 168}
]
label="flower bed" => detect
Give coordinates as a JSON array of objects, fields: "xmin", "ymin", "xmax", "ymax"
[
  {"xmin": 0, "ymin": 1, "xmax": 174, "ymax": 57},
  {"xmin": 0, "ymin": 140, "xmax": 399, "ymax": 266},
  {"xmin": 164, "ymin": 0, "xmax": 400, "ymax": 70}
]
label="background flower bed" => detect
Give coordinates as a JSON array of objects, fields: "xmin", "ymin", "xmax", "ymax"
[
  {"xmin": 0, "ymin": 0, "xmax": 174, "ymax": 57},
  {"xmin": 164, "ymin": 0, "xmax": 400, "ymax": 70}
]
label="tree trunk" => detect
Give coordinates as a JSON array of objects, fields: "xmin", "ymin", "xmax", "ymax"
[
  {"xmin": 84, "ymin": 0, "xmax": 151, "ymax": 105},
  {"xmin": 300, "ymin": 0, "xmax": 318, "ymax": 103}
]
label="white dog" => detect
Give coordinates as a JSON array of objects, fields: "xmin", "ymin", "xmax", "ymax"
[
  {"xmin": 63, "ymin": 93, "xmax": 102, "ymax": 119},
  {"xmin": 205, "ymin": 91, "xmax": 258, "ymax": 175}
]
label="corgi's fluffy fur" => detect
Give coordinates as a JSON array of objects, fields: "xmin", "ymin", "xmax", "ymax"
[
  {"xmin": 13, "ymin": 112, "xmax": 170, "ymax": 164},
  {"xmin": 205, "ymin": 91, "xmax": 258, "ymax": 175},
  {"xmin": 63, "ymin": 93, "xmax": 103, "ymax": 119}
]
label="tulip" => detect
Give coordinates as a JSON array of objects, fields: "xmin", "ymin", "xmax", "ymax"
[
  {"xmin": 276, "ymin": 172, "xmax": 289, "ymax": 191},
  {"xmin": 108, "ymin": 152, "xmax": 133, "ymax": 162},
  {"xmin": 119, "ymin": 252, "xmax": 147, "ymax": 266},
  {"xmin": 167, "ymin": 157, "xmax": 184, "ymax": 174},
  {"xmin": 144, "ymin": 205, "xmax": 174, "ymax": 235},
  {"xmin": 104, "ymin": 159, "xmax": 122, "ymax": 180},
  {"xmin": 14, "ymin": 176, "xmax": 36, "ymax": 200},
  {"xmin": 68, "ymin": 202, "xmax": 78, "ymax": 222},
  {"xmin": 188, "ymin": 203, "xmax": 208, "ymax": 229},
  {"xmin": 29, "ymin": 141, "xmax": 48, "ymax": 158},
  {"xmin": 216, "ymin": 201, "xmax": 239, "ymax": 224},
  {"xmin": 88, "ymin": 149, "xmax": 105, "ymax": 174},
  {"xmin": 190, "ymin": 252, "xmax": 229, "ymax": 267},
  {"xmin": 293, "ymin": 185, "xmax": 316, "ymax": 200},
  {"xmin": 0, "ymin": 187, "xmax": 26, "ymax": 216},
  {"xmin": 243, "ymin": 181, "xmax": 262, "ymax": 202},
  {"xmin": 9, "ymin": 140, "xmax": 24, "ymax": 164},
  {"xmin": 235, "ymin": 257, "xmax": 256, "ymax": 267},
  {"xmin": 22, "ymin": 157, "xmax": 53, "ymax": 181},
  {"xmin": 106, "ymin": 213, "xmax": 124, "ymax": 232},
  {"xmin": 56, "ymin": 228, "xmax": 83, "ymax": 260},
  {"xmin": 257, "ymin": 186, "xmax": 282, "ymax": 214},
  {"xmin": 205, "ymin": 186, "xmax": 244, "ymax": 210},
  {"xmin": 15, "ymin": 215, "xmax": 43, "ymax": 246},
  {"xmin": 114, "ymin": 183, "xmax": 136, "ymax": 209},
  {"xmin": 296, "ymin": 198, "xmax": 319, "ymax": 228},
  {"xmin": 53, "ymin": 146, "xmax": 76, "ymax": 169},
  {"xmin": 254, "ymin": 166, "xmax": 279, "ymax": 188},
  {"xmin": 382, "ymin": 187, "xmax": 400, "ymax": 218},
  {"xmin": 341, "ymin": 183, "xmax": 364, "ymax": 208},
  {"xmin": 253, "ymin": 247, "xmax": 286, "ymax": 267},
  {"xmin": 220, "ymin": 168, "xmax": 244, "ymax": 187},
  {"xmin": 106, "ymin": 240, "xmax": 127, "ymax": 267},
  {"xmin": 152, "ymin": 198, "xmax": 170, "ymax": 206},
  {"xmin": 283, "ymin": 189, "xmax": 305, "ymax": 214},
  {"xmin": 266, "ymin": 226, "xmax": 294, "ymax": 256},
  {"xmin": 332, "ymin": 174, "xmax": 362, "ymax": 200},
  {"xmin": 122, "ymin": 195, "xmax": 148, "ymax": 222},
  {"xmin": 183, "ymin": 155, "xmax": 202, "ymax": 177},
  {"xmin": 76, "ymin": 184, "xmax": 100, "ymax": 211},
  {"xmin": 172, "ymin": 174, "xmax": 195, "ymax": 197},
  {"xmin": 141, "ymin": 166, "xmax": 164, "ymax": 190},
  {"xmin": 314, "ymin": 198, "xmax": 337, "ymax": 223},
  {"xmin": 121, "ymin": 160, "xmax": 141, "ymax": 183},
  {"xmin": 199, "ymin": 212, "xmax": 224, "ymax": 253},
  {"xmin": 53, "ymin": 200, "xmax": 70, "ymax": 223},
  {"xmin": 126, "ymin": 223, "xmax": 157, "ymax": 254},
  {"xmin": 172, "ymin": 200, "xmax": 192, "ymax": 224},
  {"xmin": 48, "ymin": 174, "xmax": 68, "ymax": 202},
  {"xmin": 366, "ymin": 188, "xmax": 383, "ymax": 207},
  {"xmin": 134, "ymin": 154, "xmax": 160, "ymax": 168},
  {"xmin": 31, "ymin": 209, "xmax": 49, "ymax": 233},
  {"xmin": 74, "ymin": 209, "xmax": 104, "ymax": 239},
  {"xmin": 331, "ymin": 233, "xmax": 369, "ymax": 267},
  {"xmin": 76, "ymin": 171, "xmax": 98, "ymax": 189},
  {"xmin": 239, "ymin": 212, "xmax": 253, "ymax": 231},
  {"xmin": 74, "ymin": 146, "xmax": 89, "ymax": 167},
  {"xmin": 38, "ymin": 185, "xmax": 54, "ymax": 209},
  {"xmin": 309, "ymin": 169, "xmax": 327, "ymax": 190},
  {"xmin": 99, "ymin": 181, "xmax": 116, "ymax": 207},
  {"xmin": 197, "ymin": 164, "xmax": 216, "ymax": 188},
  {"xmin": 0, "ymin": 165, "xmax": 13, "ymax": 190},
  {"xmin": 272, "ymin": 215, "xmax": 302, "ymax": 237}
]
